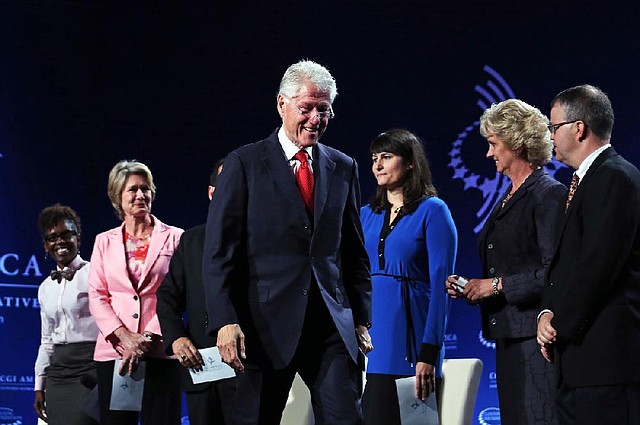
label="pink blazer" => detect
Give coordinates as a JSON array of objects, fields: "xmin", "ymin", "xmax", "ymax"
[{"xmin": 88, "ymin": 215, "xmax": 183, "ymax": 361}]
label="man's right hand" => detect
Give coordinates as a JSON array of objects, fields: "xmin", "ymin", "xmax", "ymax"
[
  {"xmin": 34, "ymin": 390, "xmax": 47, "ymax": 422},
  {"xmin": 217, "ymin": 323, "xmax": 246, "ymax": 372},
  {"xmin": 536, "ymin": 312, "xmax": 556, "ymax": 363},
  {"xmin": 172, "ymin": 337, "xmax": 205, "ymax": 371}
]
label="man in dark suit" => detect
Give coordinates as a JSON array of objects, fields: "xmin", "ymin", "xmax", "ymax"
[
  {"xmin": 537, "ymin": 85, "xmax": 640, "ymax": 425},
  {"xmin": 202, "ymin": 60, "xmax": 372, "ymax": 425},
  {"xmin": 156, "ymin": 159, "xmax": 235, "ymax": 425}
]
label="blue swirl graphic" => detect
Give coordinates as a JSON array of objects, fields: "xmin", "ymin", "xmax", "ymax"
[{"xmin": 449, "ymin": 65, "xmax": 567, "ymax": 233}]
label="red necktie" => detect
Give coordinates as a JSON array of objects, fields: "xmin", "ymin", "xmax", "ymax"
[
  {"xmin": 294, "ymin": 150, "xmax": 314, "ymax": 214},
  {"xmin": 566, "ymin": 173, "xmax": 580, "ymax": 211}
]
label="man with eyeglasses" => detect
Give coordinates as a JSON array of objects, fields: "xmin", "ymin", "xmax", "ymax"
[
  {"xmin": 202, "ymin": 60, "xmax": 372, "ymax": 425},
  {"xmin": 537, "ymin": 85, "xmax": 640, "ymax": 425}
]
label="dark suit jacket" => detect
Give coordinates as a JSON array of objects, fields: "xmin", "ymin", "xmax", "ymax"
[
  {"xmin": 478, "ymin": 169, "xmax": 567, "ymax": 339},
  {"xmin": 543, "ymin": 147, "xmax": 640, "ymax": 387},
  {"xmin": 202, "ymin": 129, "xmax": 372, "ymax": 369},
  {"xmin": 156, "ymin": 224, "xmax": 218, "ymax": 391}
]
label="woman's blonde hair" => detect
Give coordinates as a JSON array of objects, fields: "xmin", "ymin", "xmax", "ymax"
[{"xmin": 480, "ymin": 98, "xmax": 553, "ymax": 167}]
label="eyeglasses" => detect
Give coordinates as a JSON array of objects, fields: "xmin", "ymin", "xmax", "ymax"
[
  {"xmin": 44, "ymin": 230, "xmax": 78, "ymax": 243},
  {"xmin": 547, "ymin": 120, "xmax": 579, "ymax": 134},
  {"xmin": 282, "ymin": 95, "xmax": 335, "ymax": 120}
]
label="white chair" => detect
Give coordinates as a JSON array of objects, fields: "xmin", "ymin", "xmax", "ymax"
[
  {"xmin": 280, "ymin": 372, "xmax": 314, "ymax": 425},
  {"xmin": 280, "ymin": 358, "xmax": 483, "ymax": 425},
  {"xmin": 438, "ymin": 358, "xmax": 483, "ymax": 425}
]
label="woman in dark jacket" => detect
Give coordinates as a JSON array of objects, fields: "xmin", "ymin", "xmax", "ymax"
[{"xmin": 446, "ymin": 99, "xmax": 567, "ymax": 425}]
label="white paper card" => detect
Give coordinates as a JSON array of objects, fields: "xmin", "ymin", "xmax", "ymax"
[
  {"xmin": 395, "ymin": 376, "xmax": 439, "ymax": 425},
  {"xmin": 110, "ymin": 360, "xmax": 145, "ymax": 411},
  {"xmin": 189, "ymin": 346, "xmax": 236, "ymax": 384}
]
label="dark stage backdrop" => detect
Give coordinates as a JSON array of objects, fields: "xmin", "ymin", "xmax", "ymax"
[{"xmin": 1, "ymin": 2, "xmax": 639, "ymax": 424}]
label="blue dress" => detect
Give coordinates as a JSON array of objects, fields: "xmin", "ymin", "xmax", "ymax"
[{"xmin": 360, "ymin": 196, "xmax": 457, "ymax": 377}]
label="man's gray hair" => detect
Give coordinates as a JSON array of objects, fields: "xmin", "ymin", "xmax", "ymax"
[{"xmin": 278, "ymin": 60, "xmax": 338, "ymax": 102}]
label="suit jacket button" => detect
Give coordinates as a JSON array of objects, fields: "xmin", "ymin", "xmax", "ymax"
[
  {"xmin": 490, "ymin": 318, "xmax": 497, "ymax": 325},
  {"xmin": 133, "ymin": 313, "xmax": 139, "ymax": 319},
  {"xmin": 488, "ymin": 243, "xmax": 494, "ymax": 249},
  {"xmin": 302, "ymin": 289, "xmax": 309, "ymax": 296},
  {"xmin": 489, "ymin": 267, "xmax": 495, "ymax": 274},
  {"xmin": 303, "ymin": 223, "xmax": 310, "ymax": 229},
  {"xmin": 550, "ymin": 282, "xmax": 554, "ymax": 286}
]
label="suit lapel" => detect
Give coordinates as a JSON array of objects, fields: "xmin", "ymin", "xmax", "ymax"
[
  {"xmin": 478, "ymin": 169, "xmax": 544, "ymax": 260},
  {"xmin": 260, "ymin": 135, "xmax": 304, "ymax": 211},
  {"xmin": 498, "ymin": 169, "xmax": 544, "ymax": 216},
  {"xmin": 313, "ymin": 143, "xmax": 335, "ymax": 226},
  {"xmin": 139, "ymin": 216, "xmax": 170, "ymax": 289},
  {"xmin": 554, "ymin": 147, "xmax": 617, "ymax": 248},
  {"xmin": 565, "ymin": 147, "xmax": 616, "ymax": 215}
]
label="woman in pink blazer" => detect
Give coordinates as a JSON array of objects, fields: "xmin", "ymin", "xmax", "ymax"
[{"xmin": 89, "ymin": 160, "xmax": 183, "ymax": 425}]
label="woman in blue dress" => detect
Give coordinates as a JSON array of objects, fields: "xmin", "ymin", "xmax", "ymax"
[{"xmin": 361, "ymin": 129, "xmax": 458, "ymax": 425}]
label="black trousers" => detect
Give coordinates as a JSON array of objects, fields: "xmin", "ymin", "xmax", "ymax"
[
  {"xmin": 556, "ymin": 382, "xmax": 640, "ymax": 425},
  {"xmin": 95, "ymin": 358, "xmax": 181, "ymax": 425},
  {"xmin": 362, "ymin": 373, "xmax": 442, "ymax": 425},
  {"xmin": 185, "ymin": 377, "xmax": 236, "ymax": 425},
  {"xmin": 232, "ymin": 286, "xmax": 363, "ymax": 425}
]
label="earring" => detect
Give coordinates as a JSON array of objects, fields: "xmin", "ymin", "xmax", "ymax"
[{"xmin": 44, "ymin": 252, "xmax": 49, "ymax": 260}]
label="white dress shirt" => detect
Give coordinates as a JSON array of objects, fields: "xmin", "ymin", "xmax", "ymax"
[
  {"xmin": 277, "ymin": 126, "xmax": 314, "ymax": 174},
  {"xmin": 34, "ymin": 255, "xmax": 99, "ymax": 391},
  {"xmin": 574, "ymin": 143, "xmax": 611, "ymax": 184}
]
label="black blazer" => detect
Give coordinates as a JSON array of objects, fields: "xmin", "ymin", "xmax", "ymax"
[
  {"xmin": 478, "ymin": 169, "xmax": 567, "ymax": 339},
  {"xmin": 157, "ymin": 224, "xmax": 218, "ymax": 391},
  {"xmin": 544, "ymin": 147, "xmax": 640, "ymax": 387},
  {"xmin": 202, "ymin": 130, "xmax": 372, "ymax": 369}
]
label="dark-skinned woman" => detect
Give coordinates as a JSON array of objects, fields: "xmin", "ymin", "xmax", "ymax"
[{"xmin": 34, "ymin": 204, "xmax": 98, "ymax": 425}]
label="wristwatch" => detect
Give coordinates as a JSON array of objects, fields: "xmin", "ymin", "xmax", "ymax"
[{"xmin": 492, "ymin": 277, "xmax": 500, "ymax": 296}]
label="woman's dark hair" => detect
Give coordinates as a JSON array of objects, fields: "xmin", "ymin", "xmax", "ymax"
[
  {"xmin": 369, "ymin": 129, "xmax": 437, "ymax": 213},
  {"xmin": 38, "ymin": 204, "xmax": 81, "ymax": 237},
  {"xmin": 209, "ymin": 157, "xmax": 225, "ymax": 187}
]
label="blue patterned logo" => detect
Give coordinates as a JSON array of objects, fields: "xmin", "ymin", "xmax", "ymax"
[
  {"xmin": 478, "ymin": 406, "xmax": 501, "ymax": 425},
  {"xmin": 0, "ymin": 406, "xmax": 24, "ymax": 425},
  {"xmin": 449, "ymin": 65, "xmax": 567, "ymax": 233},
  {"xmin": 478, "ymin": 329, "xmax": 496, "ymax": 350}
]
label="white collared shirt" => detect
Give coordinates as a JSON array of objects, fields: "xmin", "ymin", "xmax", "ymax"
[
  {"xmin": 277, "ymin": 127, "xmax": 314, "ymax": 175},
  {"xmin": 574, "ymin": 143, "xmax": 612, "ymax": 184},
  {"xmin": 34, "ymin": 255, "xmax": 98, "ymax": 390}
]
